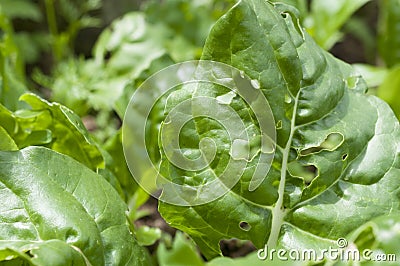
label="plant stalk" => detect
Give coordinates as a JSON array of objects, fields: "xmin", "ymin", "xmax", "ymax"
[
  {"xmin": 266, "ymin": 91, "xmax": 299, "ymax": 248},
  {"xmin": 44, "ymin": 0, "xmax": 61, "ymax": 62}
]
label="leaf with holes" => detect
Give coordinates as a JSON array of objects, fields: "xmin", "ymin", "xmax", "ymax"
[
  {"xmin": 158, "ymin": 0, "xmax": 400, "ymax": 259},
  {"xmin": 0, "ymin": 146, "xmax": 151, "ymax": 265}
]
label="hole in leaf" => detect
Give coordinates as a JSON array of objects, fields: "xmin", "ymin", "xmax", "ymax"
[
  {"xmin": 104, "ymin": 51, "xmax": 112, "ymax": 60},
  {"xmin": 26, "ymin": 250, "xmax": 34, "ymax": 258},
  {"xmin": 288, "ymin": 161, "xmax": 318, "ymax": 186},
  {"xmin": 345, "ymin": 76, "xmax": 360, "ymax": 89},
  {"xmin": 219, "ymin": 239, "xmax": 256, "ymax": 257},
  {"xmin": 353, "ymin": 226, "xmax": 376, "ymax": 250},
  {"xmin": 239, "ymin": 221, "xmax": 251, "ymax": 231},
  {"xmin": 304, "ymin": 165, "xmax": 317, "ymax": 186},
  {"xmin": 281, "ymin": 12, "xmax": 288, "ymax": 18},
  {"xmin": 66, "ymin": 228, "xmax": 79, "ymax": 243},
  {"xmin": 300, "ymin": 133, "xmax": 344, "ymax": 156},
  {"xmin": 276, "ymin": 120, "xmax": 282, "ymax": 129},
  {"xmin": 342, "ymin": 154, "xmax": 348, "ymax": 161}
]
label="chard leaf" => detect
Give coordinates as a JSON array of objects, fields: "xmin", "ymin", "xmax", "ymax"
[
  {"xmin": 270, "ymin": 0, "xmax": 307, "ymax": 19},
  {"xmin": 344, "ymin": 214, "xmax": 400, "ymax": 264},
  {"xmin": 0, "ymin": 146, "xmax": 151, "ymax": 265},
  {"xmin": 157, "ymin": 232, "xmax": 204, "ymax": 266},
  {"xmin": 0, "ymin": 93, "xmax": 104, "ymax": 170},
  {"xmin": 103, "ymin": 130, "xmax": 141, "ymax": 202},
  {"xmin": 135, "ymin": 226, "xmax": 162, "ymax": 246},
  {"xmin": 158, "ymin": 0, "xmax": 400, "ymax": 259},
  {"xmin": 94, "ymin": 12, "xmax": 167, "ymax": 79}
]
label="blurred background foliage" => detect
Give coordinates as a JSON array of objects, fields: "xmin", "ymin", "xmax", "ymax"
[
  {"xmin": 2, "ymin": 0, "xmax": 400, "ymax": 142},
  {"xmin": 1, "ymin": 0, "xmax": 236, "ymax": 141},
  {"xmin": 1, "ymin": 0, "xmax": 400, "ymax": 263}
]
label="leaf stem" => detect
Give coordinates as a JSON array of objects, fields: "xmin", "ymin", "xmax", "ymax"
[
  {"xmin": 44, "ymin": 0, "xmax": 61, "ymax": 62},
  {"xmin": 266, "ymin": 91, "xmax": 299, "ymax": 248}
]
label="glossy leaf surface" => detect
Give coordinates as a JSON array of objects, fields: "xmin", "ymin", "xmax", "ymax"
[{"xmin": 158, "ymin": 0, "xmax": 400, "ymax": 259}]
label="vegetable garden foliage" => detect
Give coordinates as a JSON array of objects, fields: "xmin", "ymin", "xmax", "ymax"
[
  {"xmin": 158, "ymin": 0, "xmax": 400, "ymax": 262},
  {"xmin": 0, "ymin": 0, "xmax": 399, "ymax": 265},
  {"xmin": 0, "ymin": 147, "xmax": 150, "ymax": 265},
  {"xmin": 33, "ymin": 0, "xmax": 234, "ymax": 142},
  {"xmin": 0, "ymin": 94, "xmax": 150, "ymax": 265}
]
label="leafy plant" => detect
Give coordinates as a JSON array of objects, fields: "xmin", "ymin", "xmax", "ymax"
[
  {"xmin": 0, "ymin": 93, "xmax": 104, "ymax": 169},
  {"xmin": 43, "ymin": 0, "xmax": 102, "ymax": 62},
  {"xmin": 0, "ymin": 146, "xmax": 151, "ymax": 265},
  {"xmin": 0, "ymin": 93, "xmax": 155, "ymax": 264},
  {"xmin": 1, "ymin": 0, "xmax": 400, "ymax": 265},
  {"xmin": 0, "ymin": 8, "xmax": 28, "ymax": 111},
  {"xmin": 156, "ymin": 232, "xmax": 204, "ymax": 266},
  {"xmin": 32, "ymin": 0, "xmax": 238, "ymax": 142},
  {"xmin": 0, "ymin": 0, "xmax": 44, "ymax": 65},
  {"xmin": 154, "ymin": 0, "xmax": 400, "ymax": 262}
]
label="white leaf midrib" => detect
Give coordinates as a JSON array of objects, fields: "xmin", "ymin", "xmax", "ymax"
[{"xmin": 266, "ymin": 90, "xmax": 300, "ymax": 248}]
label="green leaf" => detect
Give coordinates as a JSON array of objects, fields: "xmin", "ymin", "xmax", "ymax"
[
  {"xmin": 345, "ymin": 214, "xmax": 400, "ymax": 264},
  {"xmin": 94, "ymin": 12, "xmax": 167, "ymax": 77},
  {"xmin": 45, "ymin": 58, "xmax": 112, "ymax": 116},
  {"xmin": 0, "ymin": 93, "xmax": 104, "ymax": 170},
  {"xmin": 13, "ymin": 32, "xmax": 49, "ymax": 64},
  {"xmin": 103, "ymin": 130, "xmax": 139, "ymax": 197},
  {"xmin": 0, "ymin": 58, "xmax": 27, "ymax": 111},
  {"xmin": 0, "ymin": 125, "xmax": 17, "ymax": 151},
  {"xmin": 143, "ymin": 0, "xmax": 235, "ymax": 61},
  {"xmin": 0, "ymin": 14, "xmax": 27, "ymax": 111},
  {"xmin": 378, "ymin": 0, "xmax": 400, "ymax": 68},
  {"xmin": 0, "ymin": 146, "xmax": 151, "ymax": 265},
  {"xmin": 157, "ymin": 232, "xmax": 204, "ymax": 266},
  {"xmin": 114, "ymin": 54, "xmax": 175, "ymax": 119},
  {"xmin": 102, "ymin": 130, "xmax": 147, "ymax": 208},
  {"xmin": 136, "ymin": 226, "xmax": 162, "ymax": 246},
  {"xmin": 270, "ymin": 0, "xmax": 307, "ymax": 19},
  {"xmin": 20, "ymin": 93, "xmax": 104, "ymax": 169},
  {"xmin": 158, "ymin": 0, "xmax": 400, "ymax": 259},
  {"xmin": 327, "ymin": 213, "xmax": 400, "ymax": 265},
  {"xmin": 0, "ymin": 0, "xmax": 42, "ymax": 21},
  {"xmin": 206, "ymin": 252, "xmax": 289, "ymax": 266}
]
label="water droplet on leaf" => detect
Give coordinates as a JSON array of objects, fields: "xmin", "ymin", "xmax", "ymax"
[
  {"xmin": 251, "ymin": 79, "xmax": 261, "ymax": 89},
  {"xmin": 285, "ymin": 94, "xmax": 292, "ymax": 103}
]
